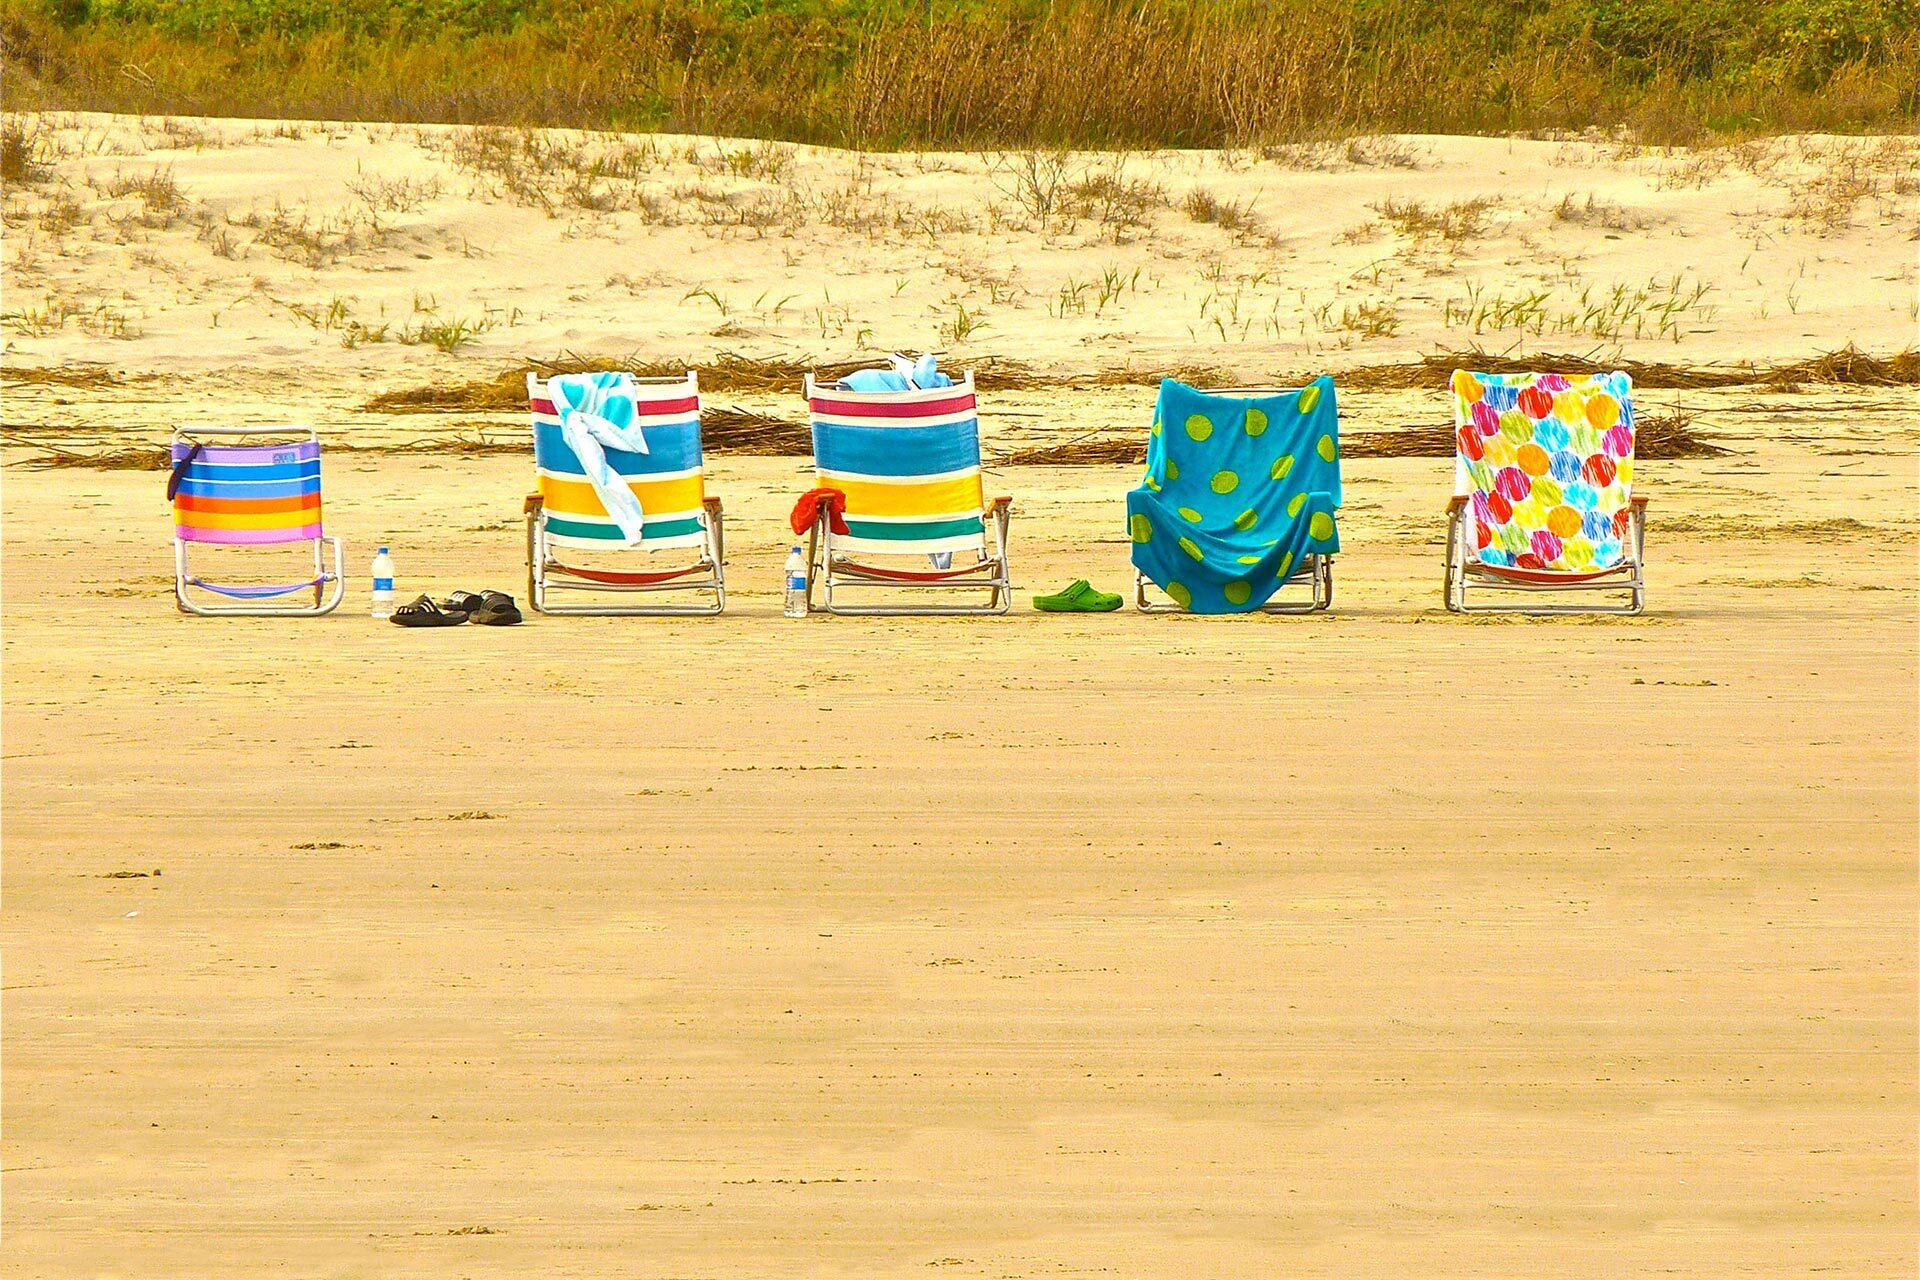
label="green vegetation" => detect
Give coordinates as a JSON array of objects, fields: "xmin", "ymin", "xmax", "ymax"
[{"xmin": 3, "ymin": 0, "xmax": 1915, "ymax": 145}]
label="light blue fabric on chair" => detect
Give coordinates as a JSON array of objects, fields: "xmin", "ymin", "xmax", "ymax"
[{"xmin": 1126, "ymin": 377, "xmax": 1341, "ymax": 613}]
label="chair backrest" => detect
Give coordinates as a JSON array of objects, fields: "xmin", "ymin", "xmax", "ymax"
[
  {"xmin": 1142, "ymin": 376, "xmax": 1342, "ymax": 511},
  {"xmin": 171, "ymin": 435, "xmax": 323, "ymax": 545},
  {"xmin": 527, "ymin": 372, "xmax": 708, "ymax": 550},
  {"xmin": 1451, "ymin": 370, "xmax": 1634, "ymax": 571},
  {"xmin": 806, "ymin": 372, "xmax": 986, "ymax": 555}
]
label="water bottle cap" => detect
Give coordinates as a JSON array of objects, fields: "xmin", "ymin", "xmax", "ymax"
[{"xmin": 377, "ymin": 546, "xmax": 389, "ymax": 554}]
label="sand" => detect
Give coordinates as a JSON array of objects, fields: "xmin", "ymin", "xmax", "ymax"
[{"xmin": 3, "ymin": 113, "xmax": 1918, "ymax": 1277}]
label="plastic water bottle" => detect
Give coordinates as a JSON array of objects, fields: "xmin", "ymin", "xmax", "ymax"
[
  {"xmin": 370, "ymin": 546, "xmax": 395, "ymax": 619},
  {"xmin": 783, "ymin": 545, "xmax": 808, "ymax": 618}
]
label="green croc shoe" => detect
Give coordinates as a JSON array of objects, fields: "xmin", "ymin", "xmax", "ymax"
[{"xmin": 1033, "ymin": 580, "xmax": 1123, "ymax": 612}]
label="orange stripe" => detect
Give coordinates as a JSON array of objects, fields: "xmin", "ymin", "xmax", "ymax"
[{"xmin": 175, "ymin": 507, "xmax": 324, "ymax": 531}]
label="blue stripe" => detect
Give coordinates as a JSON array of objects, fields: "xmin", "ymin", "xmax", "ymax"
[
  {"xmin": 175, "ymin": 477, "xmax": 322, "ymax": 499},
  {"xmin": 182, "ymin": 460, "xmax": 321, "ymax": 483},
  {"xmin": 533, "ymin": 422, "xmax": 701, "ymax": 476},
  {"xmin": 812, "ymin": 421, "xmax": 980, "ymax": 477}
]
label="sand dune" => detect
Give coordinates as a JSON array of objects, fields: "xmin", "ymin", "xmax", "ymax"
[{"xmin": 3, "ymin": 114, "xmax": 1916, "ymax": 389}]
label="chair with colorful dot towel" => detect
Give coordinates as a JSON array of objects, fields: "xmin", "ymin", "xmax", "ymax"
[
  {"xmin": 1445, "ymin": 369, "xmax": 1648, "ymax": 615},
  {"xmin": 169, "ymin": 427, "xmax": 345, "ymax": 616},
  {"xmin": 524, "ymin": 371, "xmax": 726, "ymax": 615},
  {"xmin": 801, "ymin": 371, "xmax": 1012, "ymax": 616},
  {"xmin": 1126, "ymin": 378, "xmax": 1340, "ymax": 614}
]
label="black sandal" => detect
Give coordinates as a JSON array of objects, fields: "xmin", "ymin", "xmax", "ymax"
[
  {"xmin": 440, "ymin": 590, "xmax": 487, "ymax": 616},
  {"xmin": 389, "ymin": 594, "xmax": 468, "ymax": 627},
  {"xmin": 467, "ymin": 590, "xmax": 523, "ymax": 626}
]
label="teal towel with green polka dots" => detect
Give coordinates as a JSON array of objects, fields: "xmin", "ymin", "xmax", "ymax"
[{"xmin": 1127, "ymin": 378, "xmax": 1341, "ymax": 613}]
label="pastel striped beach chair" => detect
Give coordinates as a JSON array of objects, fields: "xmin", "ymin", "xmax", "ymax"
[
  {"xmin": 524, "ymin": 372, "xmax": 726, "ymax": 615},
  {"xmin": 169, "ymin": 427, "xmax": 344, "ymax": 616},
  {"xmin": 802, "ymin": 372, "xmax": 1012, "ymax": 615},
  {"xmin": 1445, "ymin": 369, "xmax": 1648, "ymax": 615}
]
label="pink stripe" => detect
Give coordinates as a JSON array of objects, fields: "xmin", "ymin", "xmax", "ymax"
[
  {"xmin": 178, "ymin": 523, "xmax": 323, "ymax": 545},
  {"xmin": 810, "ymin": 393, "xmax": 976, "ymax": 420},
  {"xmin": 529, "ymin": 395, "xmax": 698, "ymax": 416}
]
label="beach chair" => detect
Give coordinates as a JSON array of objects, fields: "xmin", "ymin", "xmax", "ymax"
[
  {"xmin": 801, "ymin": 371, "xmax": 1012, "ymax": 615},
  {"xmin": 1127, "ymin": 378, "xmax": 1340, "ymax": 614},
  {"xmin": 524, "ymin": 371, "xmax": 726, "ymax": 615},
  {"xmin": 1445, "ymin": 369, "xmax": 1648, "ymax": 615},
  {"xmin": 169, "ymin": 427, "xmax": 344, "ymax": 616}
]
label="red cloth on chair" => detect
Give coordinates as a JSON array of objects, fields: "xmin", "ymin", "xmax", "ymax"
[{"xmin": 790, "ymin": 487, "xmax": 850, "ymax": 536}]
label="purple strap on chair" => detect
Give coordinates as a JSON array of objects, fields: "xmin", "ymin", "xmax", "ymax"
[{"xmin": 187, "ymin": 576, "xmax": 327, "ymax": 600}]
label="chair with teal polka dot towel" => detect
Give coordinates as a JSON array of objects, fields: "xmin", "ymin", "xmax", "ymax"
[{"xmin": 1127, "ymin": 378, "xmax": 1340, "ymax": 614}]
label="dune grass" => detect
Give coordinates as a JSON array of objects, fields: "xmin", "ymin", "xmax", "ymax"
[{"xmin": 3, "ymin": 0, "xmax": 1914, "ymax": 146}]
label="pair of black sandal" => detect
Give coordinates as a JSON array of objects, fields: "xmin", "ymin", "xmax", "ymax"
[{"xmin": 390, "ymin": 590, "xmax": 523, "ymax": 627}]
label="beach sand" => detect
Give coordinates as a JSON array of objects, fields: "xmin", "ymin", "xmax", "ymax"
[{"xmin": 2, "ymin": 114, "xmax": 1917, "ymax": 1276}]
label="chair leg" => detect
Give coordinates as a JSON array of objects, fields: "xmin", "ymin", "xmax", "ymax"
[
  {"xmin": 804, "ymin": 516, "xmax": 824, "ymax": 614},
  {"xmin": 526, "ymin": 507, "xmax": 547, "ymax": 614},
  {"xmin": 1444, "ymin": 508, "xmax": 1466, "ymax": 613}
]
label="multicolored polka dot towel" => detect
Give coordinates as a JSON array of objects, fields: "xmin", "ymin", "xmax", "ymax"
[
  {"xmin": 1126, "ymin": 378, "xmax": 1341, "ymax": 613},
  {"xmin": 1451, "ymin": 370, "xmax": 1635, "ymax": 573}
]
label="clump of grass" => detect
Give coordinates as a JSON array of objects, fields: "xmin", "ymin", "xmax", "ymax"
[
  {"xmin": 346, "ymin": 169, "xmax": 443, "ymax": 213},
  {"xmin": 1262, "ymin": 136, "xmax": 1425, "ymax": 170},
  {"xmin": 0, "ymin": 296, "xmax": 141, "ymax": 339},
  {"xmin": 1, "ymin": 118, "xmax": 54, "ymax": 185},
  {"xmin": 1445, "ymin": 274, "xmax": 1715, "ymax": 342},
  {"xmin": 1780, "ymin": 140, "xmax": 1900, "ymax": 233},
  {"xmin": 1372, "ymin": 196, "xmax": 1498, "ymax": 240},
  {"xmin": 144, "ymin": 117, "xmax": 216, "ymax": 150},
  {"xmin": 717, "ymin": 141, "xmax": 794, "ymax": 182},
  {"xmin": 1183, "ymin": 189, "xmax": 1260, "ymax": 233},
  {"xmin": 192, "ymin": 209, "xmax": 241, "ymax": 258},
  {"xmin": 990, "ymin": 149, "xmax": 1070, "ymax": 221},
  {"xmin": 1331, "ymin": 300, "xmax": 1400, "ymax": 338},
  {"xmin": 939, "ymin": 299, "xmax": 988, "ymax": 345},
  {"xmin": 1553, "ymin": 192, "xmax": 1650, "ymax": 231},
  {"xmin": 231, "ymin": 203, "xmax": 389, "ymax": 267},
  {"xmin": 437, "ymin": 126, "xmax": 671, "ymax": 216},
  {"xmin": 93, "ymin": 166, "xmax": 187, "ymax": 227},
  {"xmin": 401, "ymin": 314, "xmax": 495, "ymax": 354},
  {"xmin": 1062, "ymin": 161, "xmax": 1166, "ymax": 238},
  {"xmin": 36, "ymin": 191, "xmax": 83, "ymax": 234}
]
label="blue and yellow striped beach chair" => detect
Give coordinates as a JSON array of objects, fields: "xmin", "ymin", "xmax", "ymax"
[
  {"xmin": 802, "ymin": 372, "xmax": 1012, "ymax": 615},
  {"xmin": 169, "ymin": 426, "xmax": 345, "ymax": 616},
  {"xmin": 524, "ymin": 372, "xmax": 726, "ymax": 615}
]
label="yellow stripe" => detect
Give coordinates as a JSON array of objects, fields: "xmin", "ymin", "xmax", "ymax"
[
  {"xmin": 539, "ymin": 473, "xmax": 704, "ymax": 520},
  {"xmin": 175, "ymin": 508, "xmax": 319, "ymax": 531},
  {"xmin": 820, "ymin": 473, "xmax": 983, "ymax": 519}
]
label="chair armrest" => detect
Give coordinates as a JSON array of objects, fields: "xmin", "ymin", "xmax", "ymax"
[
  {"xmin": 702, "ymin": 495, "xmax": 723, "ymax": 515},
  {"xmin": 524, "ymin": 492, "xmax": 544, "ymax": 514},
  {"xmin": 1445, "ymin": 494, "xmax": 1469, "ymax": 514},
  {"xmin": 1630, "ymin": 495, "xmax": 1649, "ymax": 509},
  {"xmin": 985, "ymin": 495, "xmax": 1012, "ymax": 515}
]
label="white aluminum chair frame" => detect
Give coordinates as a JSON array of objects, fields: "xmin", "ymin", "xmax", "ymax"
[
  {"xmin": 803, "ymin": 497, "xmax": 1013, "ymax": 617},
  {"xmin": 1444, "ymin": 495, "xmax": 1647, "ymax": 615}
]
